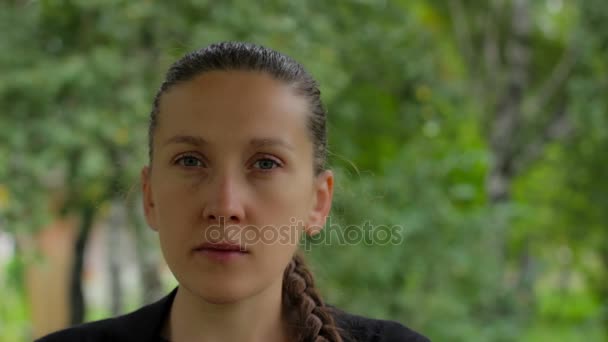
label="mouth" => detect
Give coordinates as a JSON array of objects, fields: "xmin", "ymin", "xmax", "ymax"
[
  {"xmin": 193, "ymin": 242, "xmax": 250, "ymax": 262},
  {"xmin": 194, "ymin": 242, "xmax": 249, "ymax": 253}
]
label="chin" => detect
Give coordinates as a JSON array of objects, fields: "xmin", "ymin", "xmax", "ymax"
[{"xmin": 182, "ymin": 276, "xmax": 260, "ymax": 304}]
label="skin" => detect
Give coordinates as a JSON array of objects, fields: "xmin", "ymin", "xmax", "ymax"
[{"xmin": 141, "ymin": 70, "xmax": 334, "ymax": 342}]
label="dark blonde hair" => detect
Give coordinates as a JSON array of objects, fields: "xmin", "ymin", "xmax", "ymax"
[{"xmin": 147, "ymin": 42, "xmax": 344, "ymax": 342}]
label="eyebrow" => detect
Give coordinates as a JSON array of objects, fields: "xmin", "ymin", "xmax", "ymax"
[
  {"xmin": 163, "ymin": 135, "xmax": 294, "ymax": 151},
  {"xmin": 163, "ymin": 135, "xmax": 208, "ymax": 147},
  {"xmin": 249, "ymin": 137, "xmax": 295, "ymax": 151}
]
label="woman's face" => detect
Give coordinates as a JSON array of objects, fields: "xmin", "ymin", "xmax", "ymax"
[{"xmin": 141, "ymin": 70, "xmax": 333, "ymax": 304}]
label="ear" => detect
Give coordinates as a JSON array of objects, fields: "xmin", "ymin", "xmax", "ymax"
[
  {"xmin": 306, "ymin": 170, "xmax": 334, "ymax": 237},
  {"xmin": 141, "ymin": 166, "xmax": 159, "ymax": 232}
]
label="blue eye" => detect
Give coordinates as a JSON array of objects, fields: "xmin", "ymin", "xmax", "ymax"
[
  {"xmin": 176, "ymin": 155, "xmax": 204, "ymax": 168},
  {"xmin": 253, "ymin": 158, "xmax": 280, "ymax": 170}
]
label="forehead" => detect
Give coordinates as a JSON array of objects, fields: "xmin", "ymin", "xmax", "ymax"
[{"xmin": 156, "ymin": 70, "xmax": 311, "ymax": 147}]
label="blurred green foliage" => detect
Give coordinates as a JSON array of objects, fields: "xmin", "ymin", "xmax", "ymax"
[{"xmin": 1, "ymin": 0, "xmax": 607, "ymax": 341}]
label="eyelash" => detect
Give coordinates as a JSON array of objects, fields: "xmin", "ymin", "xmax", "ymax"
[
  {"xmin": 173, "ymin": 154, "xmax": 283, "ymax": 171},
  {"xmin": 174, "ymin": 154, "xmax": 206, "ymax": 168}
]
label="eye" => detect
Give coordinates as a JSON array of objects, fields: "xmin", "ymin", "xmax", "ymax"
[
  {"xmin": 175, "ymin": 154, "xmax": 205, "ymax": 168},
  {"xmin": 252, "ymin": 157, "xmax": 282, "ymax": 171}
]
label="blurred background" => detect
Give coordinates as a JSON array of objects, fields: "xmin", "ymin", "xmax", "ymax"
[{"xmin": 1, "ymin": 0, "xmax": 607, "ymax": 341}]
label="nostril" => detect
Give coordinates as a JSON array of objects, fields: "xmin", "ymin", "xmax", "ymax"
[
  {"xmin": 206, "ymin": 215, "xmax": 239, "ymax": 223},
  {"xmin": 207, "ymin": 215, "xmax": 224, "ymax": 224}
]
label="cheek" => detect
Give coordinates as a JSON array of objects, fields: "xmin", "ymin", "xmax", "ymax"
[
  {"xmin": 253, "ymin": 178, "xmax": 312, "ymax": 222},
  {"xmin": 254, "ymin": 240, "xmax": 299, "ymax": 281},
  {"xmin": 244, "ymin": 217, "xmax": 301, "ymax": 285},
  {"xmin": 153, "ymin": 178, "xmax": 202, "ymax": 230}
]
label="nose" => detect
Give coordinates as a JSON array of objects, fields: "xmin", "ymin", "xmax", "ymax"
[{"xmin": 202, "ymin": 172, "xmax": 245, "ymax": 225}]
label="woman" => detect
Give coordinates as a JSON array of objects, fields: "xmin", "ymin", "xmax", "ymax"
[{"xmin": 37, "ymin": 42, "xmax": 429, "ymax": 342}]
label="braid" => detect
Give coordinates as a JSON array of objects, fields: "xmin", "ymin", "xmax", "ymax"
[{"xmin": 283, "ymin": 252, "xmax": 345, "ymax": 342}]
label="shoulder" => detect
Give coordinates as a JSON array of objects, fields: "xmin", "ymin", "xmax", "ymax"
[
  {"xmin": 34, "ymin": 317, "xmax": 119, "ymax": 342},
  {"xmin": 328, "ymin": 305, "xmax": 431, "ymax": 342},
  {"xmin": 35, "ymin": 289, "xmax": 177, "ymax": 342}
]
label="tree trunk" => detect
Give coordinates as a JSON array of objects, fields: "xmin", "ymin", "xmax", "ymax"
[
  {"xmin": 107, "ymin": 200, "xmax": 125, "ymax": 316},
  {"xmin": 487, "ymin": 0, "xmax": 531, "ymax": 206},
  {"xmin": 598, "ymin": 242, "xmax": 608, "ymax": 339},
  {"xmin": 69, "ymin": 203, "xmax": 96, "ymax": 325},
  {"xmin": 485, "ymin": 0, "xmax": 533, "ymax": 316},
  {"xmin": 127, "ymin": 196, "xmax": 163, "ymax": 305}
]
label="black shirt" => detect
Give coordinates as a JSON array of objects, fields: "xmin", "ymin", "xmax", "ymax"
[{"xmin": 36, "ymin": 288, "xmax": 430, "ymax": 342}]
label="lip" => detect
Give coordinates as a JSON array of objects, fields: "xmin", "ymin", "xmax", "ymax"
[
  {"xmin": 193, "ymin": 242, "xmax": 249, "ymax": 263},
  {"xmin": 194, "ymin": 242, "xmax": 249, "ymax": 253}
]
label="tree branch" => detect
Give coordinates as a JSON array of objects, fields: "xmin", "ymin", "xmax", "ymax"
[
  {"xmin": 489, "ymin": 0, "xmax": 531, "ymax": 162},
  {"xmin": 526, "ymin": 42, "xmax": 579, "ymax": 115},
  {"xmin": 512, "ymin": 106, "xmax": 574, "ymax": 176},
  {"xmin": 481, "ymin": 0, "xmax": 502, "ymax": 123},
  {"xmin": 449, "ymin": 0, "xmax": 473, "ymax": 69}
]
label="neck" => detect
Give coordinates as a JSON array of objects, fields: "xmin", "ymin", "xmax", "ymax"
[{"xmin": 163, "ymin": 275, "xmax": 292, "ymax": 342}]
